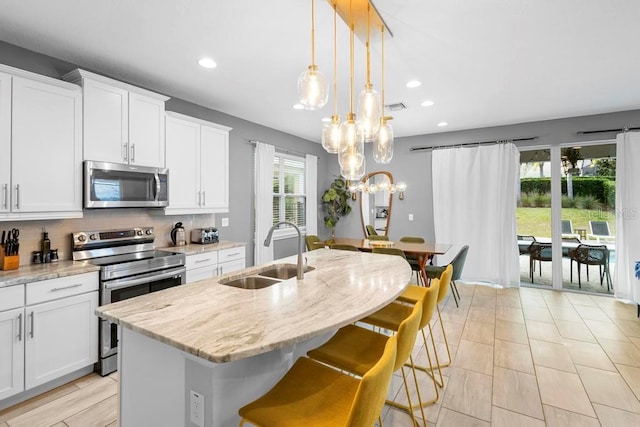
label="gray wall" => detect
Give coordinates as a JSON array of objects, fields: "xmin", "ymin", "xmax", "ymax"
[
  {"xmin": 0, "ymin": 41, "xmax": 332, "ymax": 266},
  {"xmin": 331, "ymin": 110, "xmax": 640, "ymax": 243}
]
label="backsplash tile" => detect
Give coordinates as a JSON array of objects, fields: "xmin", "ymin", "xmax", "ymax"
[{"xmin": 1, "ymin": 210, "xmax": 216, "ymax": 265}]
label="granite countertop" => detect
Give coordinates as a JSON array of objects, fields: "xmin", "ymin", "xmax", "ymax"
[
  {"xmin": 158, "ymin": 241, "xmax": 246, "ymax": 256},
  {"xmin": 0, "ymin": 260, "xmax": 100, "ymax": 288},
  {"xmin": 96, "ymin": 249, "xmax": 412, "ymax": 363}
]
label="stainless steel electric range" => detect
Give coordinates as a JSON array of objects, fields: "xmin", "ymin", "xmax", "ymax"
[{"xmin": 72, "ymin": 227, "xmax": 186, "ymax": 376}]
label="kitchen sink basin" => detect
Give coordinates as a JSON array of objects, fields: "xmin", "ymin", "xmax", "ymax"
[
  {"xmin": 258, "ymin": 264, "xmax": 315, "ymax": 280},
  {"xmin": 220, "ymin": 276, "xmax": 281, "ymax": 290}
]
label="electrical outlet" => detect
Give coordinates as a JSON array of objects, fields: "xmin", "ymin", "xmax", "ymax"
[
  {"xmin": 221, "ymin": 217, "xmax": 229, "ymax": 227},
  {"xmin": 190, "ymin": 390, "xmax": 204, "ymax": 427},
  {"xmin": 408, "ymin": 214, "xmax": 414, "ymax": 221}
]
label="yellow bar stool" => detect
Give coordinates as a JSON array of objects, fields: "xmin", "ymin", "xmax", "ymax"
[
  {"xmin": 360, "ymin": 278, "xmax": 443, "ymax": 411},
  {"xmin": 397, "ymin": 264, "xmax": 454, "ymax": 387},
  {"xmin": 308, "ymin": 300, "xmax": 426, "ymax": 426},
  {"xmin": 238, "ymin": 336, "xmax": 397, "ymax": 427}
]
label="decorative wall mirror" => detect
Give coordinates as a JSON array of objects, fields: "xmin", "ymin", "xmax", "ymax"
[{"xmin": 358, "ymin": 171, "xmax": 394, "ymax": 237}]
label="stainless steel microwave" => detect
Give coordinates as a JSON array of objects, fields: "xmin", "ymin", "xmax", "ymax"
[{"xmin": 84, "ymin": 161, "xmax": 169, "ymax": 208}]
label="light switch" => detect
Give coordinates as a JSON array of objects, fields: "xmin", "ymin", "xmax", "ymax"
[
  {"xmin": 408, "ymin": 214, "xmax": 414, "ymax": 221},
  {"xmin": 221, "ymin": 218, "xmax": 229, "ymax": 227}
]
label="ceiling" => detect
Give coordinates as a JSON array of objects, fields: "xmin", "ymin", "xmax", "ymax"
[{"xmin": 1, "ymin": 0, "xmax": 639, "ymax": 143}]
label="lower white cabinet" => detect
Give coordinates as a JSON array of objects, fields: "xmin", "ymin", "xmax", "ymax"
[
  {"xmin": 185, "ymin": 247, "xmax": 246, "ymax": 284},
  {"xmin": 0, "ymin": 272, "xmax": 98, "ymax": 401}
]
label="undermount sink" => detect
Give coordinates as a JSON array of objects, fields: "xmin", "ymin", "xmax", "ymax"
[
  {"xmin": 220, "ymin": 276, "xmax": 281, "ymax": 290},
  {"xmin": 258, "ymin": 264, "xmax": 315, "ymax": 280}
]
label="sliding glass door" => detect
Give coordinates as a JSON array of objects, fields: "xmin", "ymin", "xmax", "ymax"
[{"xmin": 518, "ymin": 141, "xmax": 615, "ymax": 293}]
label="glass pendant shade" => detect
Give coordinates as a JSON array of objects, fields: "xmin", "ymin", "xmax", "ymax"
[
  {"xmin": 373, "ymin": 117, "xmax": 394, "ymax": 164},
  {"xmin": 338, "ymin": 115, "xmax": 364, "ymax": 169},
  {"xmin": 341, "ymin": 156, "xmax": 365, "ymax": 181},
  {"xmin": 298, "ymin": 65, "xmax": 329, "ymax": 110},
  {"xmin": 357, "ymin": 85, "xmax": 382, "ymax": 142},
  {"xmin": 321, "ymin": 115, "xmax": 342, "ymax": 153}
]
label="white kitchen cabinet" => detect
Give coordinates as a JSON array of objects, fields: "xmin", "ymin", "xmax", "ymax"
[
  {"xmin": 0, "ymin": 72, "xmax": 10, "ymax": 214},
  {"xmin": 0, "ymin": 65, "xmax": 83, "ymax": 221},
  {"xmin": 63, "ymin": 69, "xmax": 168, "ymax": 168},
  {"xmin": 0, "ymin": 285, "xmax": 25, "ymax": 401},
  {"xmin": 0, "ymin": 272, "xmax": 98, "ymax": 401},
  {"xmin": 164, "ymin": 112, "xmax": 231, "ymax": 215},
  {"xmin": 184, "ymin": 247, "xmax": 245, "ymax": 284},
  {"xmin": 24, "ymin": 291, "xmax": 98, "ymax": 389}
]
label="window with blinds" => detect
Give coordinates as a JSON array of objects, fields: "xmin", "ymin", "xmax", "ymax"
[{"xmin": 273, "ymin": 154, "xmax": 306, "ymax": 231}]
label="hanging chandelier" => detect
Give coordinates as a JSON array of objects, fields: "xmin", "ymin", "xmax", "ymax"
[
  {"xmin": 305, "ymin": 0, "xmax": 394, "ymax": 174},
  {"xmin": 298, "ymin": 0, "xmax": 329, "ymax": 110}
]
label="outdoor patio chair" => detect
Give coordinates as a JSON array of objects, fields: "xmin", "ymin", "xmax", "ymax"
[
  {"xmin": 567, "ymin": 244, "xmax": 612, "ymax": 291},
  {"xmin": 517, "ymin": 235, "xmax": 536, "ymax": 255},
  {"xmin": 528, "ymin": 242, "xmax": 552, "ymax": 283},
  {"xmin": 561, "ymin": 220, "xmax": 580, "ymax": 239},
  {"xmin": 562, "ymin": 237, "xmax": 581, "ymax": 257},
  {"xmin": 587, "ymin": 221, "xmax": 615, "ymax": 243}
]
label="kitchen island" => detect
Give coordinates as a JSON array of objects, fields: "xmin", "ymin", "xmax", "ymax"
[{"xmin": 96, "ymin": 248, "xmax": 411, "ymax": 426}]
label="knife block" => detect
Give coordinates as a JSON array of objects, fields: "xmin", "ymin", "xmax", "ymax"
[{"xmin": 0, "ymin": 245, "xmax": 19, "ymax": 270}]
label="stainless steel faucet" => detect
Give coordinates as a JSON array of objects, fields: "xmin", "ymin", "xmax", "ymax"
[{"xmin": 264, "ymin": 221, "xmax": 304, "ymax": 280}]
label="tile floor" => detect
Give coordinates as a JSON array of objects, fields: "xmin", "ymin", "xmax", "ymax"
[{"xmin": 1, "ymin": 283, "xmax": 640, "ymax": 426}]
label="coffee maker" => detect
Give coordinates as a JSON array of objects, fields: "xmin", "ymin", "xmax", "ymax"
[{"xmin": 170, "ymin": 222, "xmax": 186, "ymax": 246}]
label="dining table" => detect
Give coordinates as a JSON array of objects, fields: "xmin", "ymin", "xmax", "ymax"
[{"xmin": 331, "ymin": 237, "xmax": 452, "ymax": 284}]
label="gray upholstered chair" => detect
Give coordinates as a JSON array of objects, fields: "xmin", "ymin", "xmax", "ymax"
[{"xmin": 424, "ymin": 245, "xmax": 469, "ymax": 307}]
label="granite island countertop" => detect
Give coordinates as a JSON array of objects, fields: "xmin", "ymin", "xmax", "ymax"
[
  {"xmin": 96, "ymin": 248, "xmax": 412, "ymax": 364},
  {"xmin": 0, "ymin": 260, "xmax": 100, "ymax": 288}
]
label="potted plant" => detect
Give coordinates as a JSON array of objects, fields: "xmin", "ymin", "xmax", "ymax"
[{"xmin": 321, "ymin": 177, "xmax": 352, "ymax": 238}]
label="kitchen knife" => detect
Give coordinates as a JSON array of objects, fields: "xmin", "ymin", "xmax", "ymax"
[{"xmin": 1, "ymin": 229, "xmax": 5, "ymax": 246}]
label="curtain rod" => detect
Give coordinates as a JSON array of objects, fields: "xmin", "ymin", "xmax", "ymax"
[
  {"xmin": 246, "ymin": 139, "xmax": 307, "ymax": 157},
  {"xmin": 576, "ymin": 126, "xmax": 640, "ymax": 135},
  {"xmin": 409, "ymin": 136, "xmax": 538, "ymax": 152}
]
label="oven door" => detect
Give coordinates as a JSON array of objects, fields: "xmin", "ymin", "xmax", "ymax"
[
  {"xmin": 100, "ymin": 267, "xmax": 185, "ymax": 374},
  {"xmin": 84, "ymin": 160, "xmax": 169, "ymax": 208}
]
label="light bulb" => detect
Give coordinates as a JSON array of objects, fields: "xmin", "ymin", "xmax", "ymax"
[
  {"xmin": 338, "ymin": 114, "xmax": 364, "ymax": 169},
  {"xmin": 357, "ymin": 85, "xmax": 382, "ymax": 142},
  {"xmin": 321, "ymin": 115, "xmax": 341, "ymax": 153},
  {"xmin": 298, "ymin": 65, "xmax": 329, "ymax": 110},
  {"xmin": 341, "ymin": 156, "xmax": 365, "ymax": 181},
  {"xmin": 373, "ymin": 117, "xmax": 394, "ymax": 164}
]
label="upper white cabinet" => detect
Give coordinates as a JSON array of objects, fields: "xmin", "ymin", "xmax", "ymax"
[
  {"xmin": 0, "ymin": 65, "xmax": 83, "ymax": 221},
  {"xmin": 164, "ymin": 112, "xmax": 231, "ymax": 214},
  {"xmin": 63, "ymin": 69, "xmax": 168, "ymax": 168}
]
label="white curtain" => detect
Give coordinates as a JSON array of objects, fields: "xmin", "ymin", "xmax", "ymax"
[
  {"xmin": 254, "ymin": 142, "xmax": 275, "ymax": 265},
  {"xmin": 432, "ymin": 143, "xmax": 521, "ymax": 286},
  {"xmin": 614, "ymin": 131, "xmax": 640, "ymax": 303},
  {"xmin": 305, "ymin": 154, "xmax": 318, "ymax": 236}
]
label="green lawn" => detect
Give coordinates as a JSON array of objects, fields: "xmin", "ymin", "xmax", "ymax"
[{"xmin": 516, "ymin": 207, "xmax": 616, "ymax": 238}]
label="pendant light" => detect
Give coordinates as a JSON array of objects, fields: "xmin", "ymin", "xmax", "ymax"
[
  {"xmin": 373, "ymin": 25, "xmax": 394, "ymax": 164},
  {"xmin": 357, "ymin": 4, "xmax": 382, "ymax": 142},
  {"xmin": 321, "ymin": 3, "xmax": 341, "ymax": 153},
  {"xmin": 339, "ymin": 0, "xmax": 364, "ymax": 181},
  {"xmin": 298, "ymin": 0, "xmax": 329, "ymax": 110}
]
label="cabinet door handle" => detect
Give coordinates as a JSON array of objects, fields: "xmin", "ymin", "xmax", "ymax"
[
  {"xmin": 202, "ymin": 191, "xmax": 206, "ymax": 206},
  {"xmin": 2, "ymin": 183, "xmax": 7, "ymax": 209},
  {"xmin": 225, "ymin": 252, "xmax": 242, "ymax": 258},
  {"xmin": 195, "ymin": 258, "xmax": 212, "ymax": 264},
  {"xmin": 197, "ymin": 191, "xmax": 201, "ymax": 206},
  {"xmin": 15, "ymin": 184, "xmax": 19, "ymax": 210},
  {"xmin": 29, "ymin": 311, "xmax": 34, "ymax": 338},
  {"xmin": 17, "ymin": 312, "xmax": 23, "ymax": 341},
  {"xmin": 123, "ymin": 142, "xmax": 128, "ymax": 161},
  {"xmin": 130, "ymin": 144, "xmax": 136, "ymax": 163},
  {"xmin": 50, "ymin": 283, "xmax": 83, "ymax": 292}
]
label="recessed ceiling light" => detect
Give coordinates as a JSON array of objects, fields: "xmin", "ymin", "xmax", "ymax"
[
  {"xmin": 406, "ymin": 80, "xmax": 422, "ymax": 88},
  {"xmin": 293, "ymin": 103, "xmax": 304, "ymax": 110},
  {"xmin": 421, "ymin": 100, "xmax": 435, "ymax": 107},
  {"xmin": 437, "ymin": 121, "xmax": 448, "ymax": 127},
  {"xmin": 198, "ymin": 57, "xmax": 217, "ymax": 69}
]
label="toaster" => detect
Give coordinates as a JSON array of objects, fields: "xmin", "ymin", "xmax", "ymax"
[{"xmin": 191, "ymin": 228, "xmax": 219, "ymax": 244}]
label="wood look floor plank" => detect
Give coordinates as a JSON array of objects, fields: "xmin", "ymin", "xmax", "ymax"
[
  {"xmin": 576, "ymin": 365, "xmax": 640, "ymax": 413},
  {"xmin": 492, "ymin": 367, "xmax": 544, "ymax": 420},
  {"xmin": 442, "ymin": 367, "xmax": 493, "ymax": 422},
  {"xmin": 0, "ymin": 383, "xmax": 79, "ymax": 423},
  {"xmin": 436, "ymin": 408, "xmax": 489, "ymax": 427},
  {"xmin": 64, "ymin": 395, "xmax": 118, "ymax": 427},
  {"xmin": 542, "ymin": 405, "xmax": 600, "ymax": 427},
  {"xmin": 535, "ymin": 366, "xmax": 596, "ymax": 417},
  {"xmin": 6, "ymin": 379, "xmax": 117, "ymax": 427},
  {"xmin": 593, "ymin": 403, "xmax": 640, "ymax": 427},
  {"xmin": 491, "ymin": 406, "xmax": 545, "ymax": 427}
]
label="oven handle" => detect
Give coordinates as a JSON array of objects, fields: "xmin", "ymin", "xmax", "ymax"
[{"xmin": 104, "ymin": 267, "xmax": 186, "ymax": 290}]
